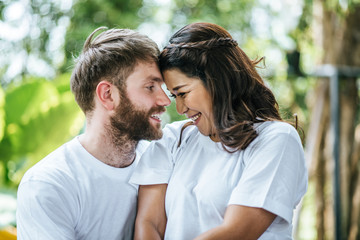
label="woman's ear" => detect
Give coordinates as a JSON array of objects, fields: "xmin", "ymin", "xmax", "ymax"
[{"xmin": 95, "ymin": 81, "xmax": 116, "ymax": 111}]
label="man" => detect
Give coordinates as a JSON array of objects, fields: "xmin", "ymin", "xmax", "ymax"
[{"xmin": 16, "ymin": 27, "xmax": 171, "ymax": 239}]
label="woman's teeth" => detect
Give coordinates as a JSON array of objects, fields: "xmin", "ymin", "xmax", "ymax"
[{"xmin": 190, "ymin": 113, "xmax": 201, "ymax": 122}]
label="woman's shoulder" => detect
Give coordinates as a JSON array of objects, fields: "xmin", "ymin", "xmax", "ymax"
[
  {"xmin": 255, "ymin": 121, "xmax": 298, "ymax": 136},
  {"xmin": 243, "ymin": 121, "xmax": 305, "ymax": 166},
  {"xmin": 253, "ymin": 121, "xmax": 302, "ymax": 147},
  {"xmin": 163, "ymin": 120, "xmax": 197, "ymax": 138}
]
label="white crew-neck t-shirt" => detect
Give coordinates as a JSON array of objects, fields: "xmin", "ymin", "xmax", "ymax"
[
  {"xmin": 17, "ymin": 137, "xmax": 149, "ymax": 240},
  {"xmin": 130, "ymin": 120, "xmax": 308, "ymax": 240}
]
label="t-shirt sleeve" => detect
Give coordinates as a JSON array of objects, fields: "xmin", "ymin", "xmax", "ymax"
[
  {"xmin": 16, "ymin": 179, "xmax": 77, "ymax": 240},
  {"xmin": 228, "ymin": 123, "xmax": 308, "ymax": 224},
  {"xmin": 130, "ymin": 122, "xmax": 184, "ymax": 185}
]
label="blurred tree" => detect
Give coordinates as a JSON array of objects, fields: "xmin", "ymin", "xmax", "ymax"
[
  {"xmin": 0, "ymin": 0, "xmax": 145, "ymax": 86},
  {"xmin": 154, "ymin": 0, "xmax": 253, "ymax": 33},
  {"xmin": 294, "ymin": 0, "xmax": 360, "ymax": 239},
  {"xmin": 61, "ymin": 0, "xmax": 144, "ymax": 72},
  {"xmin": 0, "ymin": 0, "xmax": 73, "ymax": 86}
]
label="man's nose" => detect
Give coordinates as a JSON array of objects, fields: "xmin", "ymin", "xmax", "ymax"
[{"xmin": 157, "ymin": 88, "xmax": 171, "ymax": 106}]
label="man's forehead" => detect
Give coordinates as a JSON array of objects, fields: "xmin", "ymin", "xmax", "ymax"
[{"xmin": 126, "ymin": 61, "xmax": 163, "ymax": 84}]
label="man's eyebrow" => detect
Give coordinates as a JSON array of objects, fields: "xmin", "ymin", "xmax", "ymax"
[{"xmin": 149, "ymin": 76, "xmax": 163, "ymax": 82}]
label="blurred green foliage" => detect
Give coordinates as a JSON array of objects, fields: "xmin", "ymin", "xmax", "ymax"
[
  {"xmin": 166, "ymin": 100, "xmax": 187, "ymax": 123},
  {"xmin": 62, "ymin": 0, "xmax": 144, "ymax": 72},
  {"xmin": 0, "ymin": 87, "xmax": 5, "ymax": 142},
  {"xmin": 141, "ymin": 0, "xmax": 254, "ymax": 31},
  {"xmin": 0, "ymin": 74, "xmax": 84, "ymax": 187}
]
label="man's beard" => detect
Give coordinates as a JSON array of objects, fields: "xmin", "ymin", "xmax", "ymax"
[{"xmin": 108, "ymin": 93, "xmax": 165, "ymax": 142}]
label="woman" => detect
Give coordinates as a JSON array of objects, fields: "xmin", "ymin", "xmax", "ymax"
[{"xmin": 130, "ymin": 22, "xmax": 308, "ymax": 240}]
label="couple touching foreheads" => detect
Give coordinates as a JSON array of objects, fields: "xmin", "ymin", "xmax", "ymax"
[{"xmin": 16, "ymin": 22, "xmax": 308, "ymax": 240}]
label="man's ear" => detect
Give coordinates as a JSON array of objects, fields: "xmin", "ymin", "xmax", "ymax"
[{"xmin": 95, "ymin": 81, "xmax": 117, "ymax": 111}]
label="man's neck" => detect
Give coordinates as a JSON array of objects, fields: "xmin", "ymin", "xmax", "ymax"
[{"xmin": 79, "ymin": 128, "xmax": 138, "ymax": 168}]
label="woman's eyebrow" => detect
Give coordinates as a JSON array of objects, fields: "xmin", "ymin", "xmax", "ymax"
[{"xmin": 172, "ymin": 84, "xmax": 187, "ymax": 92}]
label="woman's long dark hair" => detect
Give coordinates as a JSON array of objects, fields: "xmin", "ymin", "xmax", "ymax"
[{"xmin": 159, "ymin": 22, "xmax": 282, "ymax": 151}]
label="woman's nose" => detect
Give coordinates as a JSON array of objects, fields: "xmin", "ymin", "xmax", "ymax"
[{"xmin": 176, "ymin": 99, "xmax": 188, "ymax": 115}]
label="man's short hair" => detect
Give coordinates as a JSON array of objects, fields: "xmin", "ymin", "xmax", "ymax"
[{"xmin": 70, "ymin": 27, "xmax": 160, "ymax": 114}]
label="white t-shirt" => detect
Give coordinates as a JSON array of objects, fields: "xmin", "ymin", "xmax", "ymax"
[
  {"xmin": 130, "ymin": 120, "xmax": 308, "ymax": 240},
  {"xmin": 16, "ymin": 137, "xmax": 149, "ymax": 240}
]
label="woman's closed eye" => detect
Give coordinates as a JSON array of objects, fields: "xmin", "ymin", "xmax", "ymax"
[{"xmin": 169, "ymin": 92, "xmax": 187, "ymax": 99}]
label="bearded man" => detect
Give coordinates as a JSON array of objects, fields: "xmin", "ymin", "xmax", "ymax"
[{"xmin": 16, "ymin": 27, "xmax": 171, "ymax": 240}]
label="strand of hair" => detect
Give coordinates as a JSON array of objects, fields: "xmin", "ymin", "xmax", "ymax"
[{"xmin": 166, "ymin": 37, "xmax": 238, "ymax": 50}]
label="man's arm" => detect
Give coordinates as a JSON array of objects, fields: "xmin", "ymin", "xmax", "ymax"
[
  {"xmin": 194, "ymin": 205, "xmax": 276, "ymax": 240},
  {"xmin": 134, "ymin": 184, "xmax": 168, "ymax": 240}
]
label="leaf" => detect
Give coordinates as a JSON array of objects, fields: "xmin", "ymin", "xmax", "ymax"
[
  {"xmin": 3, "ymin": 77, "xmax": 84, "ymax": 185},
  {"xmin": 16, "ymin": 91, "xmax": 84, "ymax": 169},
  {"xmin": 4, "ymin": 77, "xmax": 83, "ymax": 157},
  {"xmin": 5, "ymin": 80, "xmax": 60, "ymax": 126}
]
